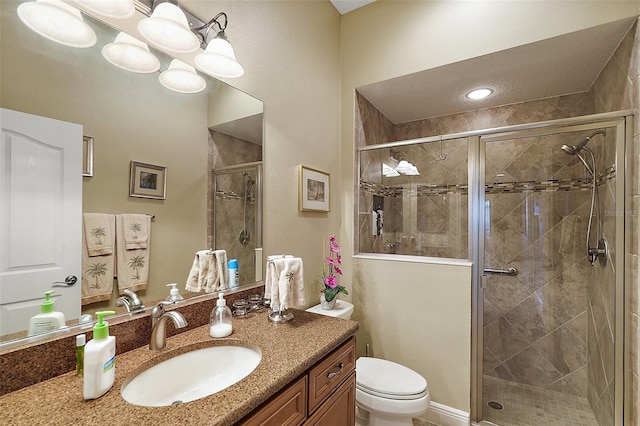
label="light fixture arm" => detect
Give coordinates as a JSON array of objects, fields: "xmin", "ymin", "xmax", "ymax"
[{"xmin": 195, "ymin": 12, "xmax": 229, "ymax": 45}]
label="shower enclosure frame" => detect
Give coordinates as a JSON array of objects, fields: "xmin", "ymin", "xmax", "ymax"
[
  {"xmin": 212, "ymin": 162, "xmax": 263, "ymax": 274},
  {"xmin": 356, "ymin": 110, "xmax": 631, "ymax": 425},
  {"xmin": 470, "ymin": 112, "xmax": 629, "ymax": 425}
]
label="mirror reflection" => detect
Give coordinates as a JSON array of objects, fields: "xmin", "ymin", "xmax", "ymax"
[{"xmin": 0, "ymin": 1, "xmax": 264, "ymax": 342}]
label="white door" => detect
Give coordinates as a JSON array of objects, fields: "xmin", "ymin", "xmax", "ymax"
[{"xmin": 0, "ymin": 108, "xmax": 82, "ymax": 336}]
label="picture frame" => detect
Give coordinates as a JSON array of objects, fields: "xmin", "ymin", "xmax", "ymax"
[
  {"xmin": 129, "ymin": 161, "xmax": 167, "ymax": 200},
  {"xmin": 82, "ymin": 136, "xmax": 94, "ymax": 177},
  {"xmin": 299, "ymin": 165, "xmax": 330, "ymax": 212}
]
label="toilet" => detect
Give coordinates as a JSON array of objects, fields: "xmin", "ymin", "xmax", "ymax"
[{"xmin": 306, "ymin": 300, "xmax": 430, "ymax": 426}]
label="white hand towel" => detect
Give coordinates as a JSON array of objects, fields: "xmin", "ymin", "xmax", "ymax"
[
  {"xmin": 277, "ymin": 257, "xmax": 305, "ymax": 310},
  {"xmin": 82, "ymin": 215, "xmax": 115, "ymax": 305},
  {"xmin": 115, "ymin": 214, "xmax": 150, "ymax": 294},
  {"xmin": 122, "ymin": 214, "xmax": 149, "ymax": 250},
  {"xmin": 83, "ymin": 213, "xmax": 114, "ymax": 256},
  {"xmin": 185, "ymin": 250, "xmax": 228, "ymax": 293},
  {"xmin": 265, "ymin": 255, "xmax": 295, "ymax": 310}
]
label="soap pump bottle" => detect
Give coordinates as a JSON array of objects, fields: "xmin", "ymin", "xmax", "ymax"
[
  {"xmin": 27, "ymin": 290, "xmax": 66, "ymax": 336},
  {"xmin": 165, "ymin": 283, "xmax": 184, "ymax": 303},
  {"xmin": 209, "ymin": 293, "xmax": 233, "ymax": 338},
  {"xmin": 84, "ymin": 311, "xmax": 116, "ymax": 400}
]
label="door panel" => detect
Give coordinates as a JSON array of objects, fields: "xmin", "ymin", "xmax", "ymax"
[{"xmin": 0, "ymin": 108, "xmax": 82, "ymax": 336}]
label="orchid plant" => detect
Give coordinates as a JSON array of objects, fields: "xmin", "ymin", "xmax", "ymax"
[{"xmin": 322, "ymin": 235, "xmax": 348, "ymax": 302}]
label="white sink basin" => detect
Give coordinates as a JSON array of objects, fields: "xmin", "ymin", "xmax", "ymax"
[{"xmin": 121, "ymin": 343, "xmax": 261, "ymax": 407}]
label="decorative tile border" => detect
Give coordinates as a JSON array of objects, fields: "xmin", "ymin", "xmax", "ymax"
[{"xmin": 360, "ymin": 165, "xmax": 616, "ymax": 197}]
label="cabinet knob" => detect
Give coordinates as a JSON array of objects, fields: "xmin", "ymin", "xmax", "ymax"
[{"xmin": 327, "ymin": 362, "xmax": 344, "ymax": 379}]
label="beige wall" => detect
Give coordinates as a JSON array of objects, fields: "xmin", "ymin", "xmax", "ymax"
[
  {"xmin": 354, "ymin": 257, "xmax": 472, "ymax": 410},
  {"xmin": 340, "ymin": 0, "xmax": 640, "ymax": 415},
  {"xmin": 208, "ymin": 0, "xmax": 343, "ymax": 305}
]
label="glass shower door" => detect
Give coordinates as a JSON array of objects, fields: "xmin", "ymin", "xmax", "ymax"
[
  {"xmin": 213, "ymin": 163, "xmax": 262, "ymax": 286},
  {"xmin": 479, "ymin": 123, "xmax": 623, "ymax": 426}
]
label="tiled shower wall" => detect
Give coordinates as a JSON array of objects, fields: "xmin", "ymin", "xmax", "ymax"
[
  {"xmin": 207, "ymin": 130, "xmax": 262, "ymax": 285},
  {"xmin": 591, "ymin": 19, "xmax": 640, "ymax": 426}
]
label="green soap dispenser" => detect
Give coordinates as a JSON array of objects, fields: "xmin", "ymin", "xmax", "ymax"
[
  {"xmin": 83, "ymin": 311, "xmax": 116, "ymax": 400},
  {"xmin": 27, "ymin": 290, "xmax": 66, "ymax": 336}
]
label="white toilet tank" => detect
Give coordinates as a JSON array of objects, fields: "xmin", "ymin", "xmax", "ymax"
[{"xmin": 305, "ymin": 300, "xmax": 354, "ymax": 320}]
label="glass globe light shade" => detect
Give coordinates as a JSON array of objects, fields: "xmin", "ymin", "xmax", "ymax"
[
  {"xmin": 195, "ymin": 35, "xmax": 244, "ymax": 78},
  {"xmin": 159, "ymin": 59, "xmax": 206, "ymax": 94},
  {"xmin": 74, "ymin": 0, "xmax": 135, "ymax": 19},
  {"xmin": 102, "ymin": 32, "xmax": 160, "ymax": 74},
  {"xmin": 17, "ymin": 0, "xmax": 97, "ymax": 48},
  {"xmin": 137, "ymin": 2, "xmax": 199, "ymax": 53}
]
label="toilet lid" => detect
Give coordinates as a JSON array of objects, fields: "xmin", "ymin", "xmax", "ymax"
[{"xmin": 356, "ymin": 357, "xmax": 427, "ymax": 399}]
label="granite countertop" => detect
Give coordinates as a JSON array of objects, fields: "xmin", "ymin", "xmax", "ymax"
[{"xmin": 0, "ymin": 309, "xmax": 358, "ymax": 425}]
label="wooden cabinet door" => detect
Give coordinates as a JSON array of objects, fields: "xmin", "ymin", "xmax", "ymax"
[
  {"xmin": 304, "ymin": 372, "xmax": 355, "ymax": 426},
  {"xmin": 238, "ymin": 376, "xmax": 307, "ymax": 426}
]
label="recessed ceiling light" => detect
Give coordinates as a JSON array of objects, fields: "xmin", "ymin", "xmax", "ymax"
[{"xmin": 466, "ymin": 88, "xmax": 493, "ymax": 100}]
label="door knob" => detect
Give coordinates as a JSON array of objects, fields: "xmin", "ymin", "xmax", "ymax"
[{"xmin": 52, "ymin": 275, "xmax": 78, "ymax": 287}]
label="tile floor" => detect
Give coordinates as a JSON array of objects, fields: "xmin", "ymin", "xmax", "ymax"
[{"xmin": 481, "ymin": 376, "xmax": 599, "ymax": 426}]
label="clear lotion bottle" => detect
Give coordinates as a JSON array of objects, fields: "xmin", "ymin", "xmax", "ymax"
[{"xmin": 209, "ymin": 293, "xmax": 233, "ymax": 338}]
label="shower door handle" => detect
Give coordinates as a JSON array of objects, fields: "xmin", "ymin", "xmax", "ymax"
[{"xmin": 483, "ymin": 267, "xmax": 517, "ymax": 277}]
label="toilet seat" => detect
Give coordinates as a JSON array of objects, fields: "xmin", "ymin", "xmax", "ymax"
[{"xmin": 356, "ymin": 357, "xmax": 428, "ymax": 400}]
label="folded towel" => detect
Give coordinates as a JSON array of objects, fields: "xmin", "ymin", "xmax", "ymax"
[
  {"xmin": 115, "ymin": 214, "xmax": 150, "ymax": 293},
  {"xmin": 82, "ymin": 215, "xmax": 116, "ymax": 305},
  {"xmin": 122, "ymin": 214, "xmax": 149, "ymax": 250},
  {"xmin": 185, "ymin": 249, "xmax": 228, "ymax": 293},
  {"xmin": 277, "ymin": 257, "xmax": 305, "ymax": 310},
  {"xmin": 83, "ymin": 213, "xmax": 114, "ymax": 256},
  {"xmin": 265, "ymin": 255, "xmax": 303, "ymax": 311}
]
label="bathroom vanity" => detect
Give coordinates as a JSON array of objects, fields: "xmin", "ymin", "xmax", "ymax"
[{"xmin": 0, "ymin": 308, "xmax": 358, "ymax": 425}]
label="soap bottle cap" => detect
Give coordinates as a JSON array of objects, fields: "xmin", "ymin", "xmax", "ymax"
[
  {"xmin": 93, "ymin": 311, "xmax": 116, "ymax": 340},
  {"xmin": 41, "ymin": 290, "xmax": 56, "ymax": 313},
  {"xmin": 76, "ymin": 334, "xmax": 86, "ymax": 347},
  {"xmin": 167, "ymin": 283, "xmax": 180, "ymax": 296},
  {"xmin": 216, "ymin": 292, "xmax": 226, "ymax": 307},
  {"xmin": 228, "ymin": 259, "xmax": 238, "ymax": 269}
]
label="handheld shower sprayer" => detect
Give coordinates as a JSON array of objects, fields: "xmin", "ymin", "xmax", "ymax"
[{"xmin": 559, "ymin": 129, "xmax": 608, "ymax": 266}]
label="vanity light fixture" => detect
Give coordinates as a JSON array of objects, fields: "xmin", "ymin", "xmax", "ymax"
[
  {"xmin": 17, "ymin": 0, "xmax": 97, "ymax": 48},
  {"xmin": 395, "ymin": 160, "xmax": 420, "ymax": 176},
  {"xmin": 102, "ymin": 32, "xmax": 160, "ymax": 74},
  {"xmin": 159, "ymin": 59, "xmax": 206, "ymax": 93},
  {"xmin": 138, "ymin": 0, "xmax": 200, "ymax": 54},
  {"xmin": 194, "ymin": 13, "xmax": 244, "ymax": 78},
  {"xmin": 466, "ymin": 88, "xmax": 493, "ymax": 100},
  {"xmin": 382, "ymin": 163, "xmax": 401, "ymax": 178},
  {"xmin": 74, "ymin": 0, "xmax": 135, "ymax": 19}
]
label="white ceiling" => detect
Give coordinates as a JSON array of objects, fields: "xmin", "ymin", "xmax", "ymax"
[
  {"xmin": 357, "ymin": 17, "xmax": 636, "ymax": 124},
  {"xmin": 330, "ymin": 0, "xmax": 376, "ymax": 15}
]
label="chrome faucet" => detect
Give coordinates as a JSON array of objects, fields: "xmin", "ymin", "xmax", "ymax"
[
  {"xmin": 114, "ymin": 289, "xmax": 145, "ymax": 313},
  {"xmin": 149, "ymin": 302, "xmax": 188, "ymax": 351}
]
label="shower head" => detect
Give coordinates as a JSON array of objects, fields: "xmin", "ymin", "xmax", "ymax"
[{"xmin": 560, "ymin": 130, "xmax": 606, "ymax": 156}]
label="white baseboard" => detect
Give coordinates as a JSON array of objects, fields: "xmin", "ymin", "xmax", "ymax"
[{"xmin": 420, "ymin": 401, "xmax": 470, "ymax": 426}]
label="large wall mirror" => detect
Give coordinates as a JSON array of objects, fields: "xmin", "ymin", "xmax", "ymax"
[{"xmin": 0, "ymin": 0, "xmax": 264, "ymax": 343}]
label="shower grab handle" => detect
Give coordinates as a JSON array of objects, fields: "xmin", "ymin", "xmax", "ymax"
[{"xmin": 483, "ymin": 267, "xmax": 517, "ymax": 277}]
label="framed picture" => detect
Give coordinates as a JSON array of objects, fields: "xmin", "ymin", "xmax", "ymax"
[
  {"xmin": 82, "ymin": 136, "xmax": 94, "ymax": 177},
  {"xmin": 129, "ymin": 161, "xmax": 167, "ymax": 200},
  {"xmin": 299, "ymin": 165, "xmax": 330, "ymax": 212}
]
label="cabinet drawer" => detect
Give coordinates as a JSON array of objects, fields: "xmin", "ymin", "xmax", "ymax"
[
  {"xmin": 305, "ymin": 372, "xmax": 355, "ymax": 426},
  {"xmin": 239, "ymin": 375, "xmax": 307, "ymax": 426},
  {"xmin": 307, "ymin": 336, "xmax": 356, "ymax": 414}
]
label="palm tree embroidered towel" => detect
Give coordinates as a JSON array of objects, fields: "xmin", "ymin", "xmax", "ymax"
[
  {"xmin": 264, "ymin": 255, "xmax": 294, "ymax": 310},
  {"xmin": 122, "ymin": 214, "xmax": 149, "ymax": 250},
  {"xmin": 83, "ymin": 213, "xmax": 114, "ymax": 256},
  {"xmin": 277, "ymin": 257, "xmax": 305, "ymax": 310},
  {"xmin": 81, "ymin": 214, "xmax": 115, "ymax": 305},
  {"xmin": 185, "ymin": 250, "xmax": 228, "ymax": 293},
  {"xmin": 115, "ymin": 214, "xmax": 150, "ymax": 293}
]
